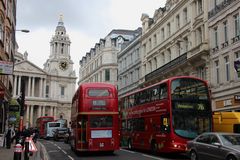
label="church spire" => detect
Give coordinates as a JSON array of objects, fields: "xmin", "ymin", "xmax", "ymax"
[
  {"xmin": 55, "ymin": 14, "xmax": 66, "ymax": 34},
  {"xmin": 58, "ymin": 14, "xmax": 64, "ymax": 26}
]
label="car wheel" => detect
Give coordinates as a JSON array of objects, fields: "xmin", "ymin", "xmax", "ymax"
[
  {"xmin": 226, "ymin": 155, "xmax": 237, "ymax": 160},
  {"xmin": 190, "ymin": 150, "xmax": 198, "ymax": 160},
  {"xmin": 128, "ymin": 139, "xmax": 132, "ymax": 150}
]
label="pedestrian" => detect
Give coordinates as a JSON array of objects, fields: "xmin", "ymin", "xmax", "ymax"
[{"xmin": 5, "ymin": 124, "xmax": 15, "ymax": 149}]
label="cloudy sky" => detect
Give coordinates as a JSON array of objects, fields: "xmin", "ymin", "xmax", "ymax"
[{"xmin": 16, "ymin": 0, "xmax": 166, "ymax": 76}]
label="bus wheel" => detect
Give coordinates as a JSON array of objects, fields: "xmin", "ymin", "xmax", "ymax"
[
  {"xmin": 151, "ymin": 141, "xmax": 158, "ymax": 155},
  {"xmin": 128, "ymin": 139, "xmax": 132, "ymax": 150}
]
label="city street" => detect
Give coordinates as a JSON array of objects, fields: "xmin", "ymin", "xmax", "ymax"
[{"xmin": 40, "ymin": 139, "xmax": 190, "ymax": 160}]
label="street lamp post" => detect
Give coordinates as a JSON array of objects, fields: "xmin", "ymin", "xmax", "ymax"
[{"xmin": 15, "ymin": 29, "xmax": 29, "ymax": 132}]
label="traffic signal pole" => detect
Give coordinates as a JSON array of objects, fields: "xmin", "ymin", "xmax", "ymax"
[{"xmin": 19, "ymin": 78, "xmax": 25, "ymax": 132}]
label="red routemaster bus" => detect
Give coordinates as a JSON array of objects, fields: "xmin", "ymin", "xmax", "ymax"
[
  {"xmin": 70, "ymin": 83, "xmax": 119, "ymax": 153},
  {"xmin": 36, "ymin": 116, "xmax": 54, "ymax": 138},
  {"xmin": 120, "ymin": 76, "xmax": 212, "ymax": 153}
]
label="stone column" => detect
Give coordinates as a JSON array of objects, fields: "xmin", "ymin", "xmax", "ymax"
[
  {"xmin": 50, "ymin": 106, "xmax": 53, "ymax": 116},
  {"xmin": 40, "ymin": 78, "xmax": 43, "ymax": 97},
  {"xmin": 43, "ymin": 78, "xmax": 46, "ymax": 98},
  {"xmin": 13, "ymin": 75, "xmax": 17, "ymax": 96},
  {"xmin": 17, "ymin": 76, "xmax": 21, "ymax": 95},
  {"xmin": 28, "ymin": 77, "xmax": 31, "ymax": 97},
  {"xmin": 31, "ymin": 77, "xmax": 35, "ymax": 97},
  {"xmin": 54, "ymin": 107, "xmax": 57, "ymax": 119},
  {"xmin": 30, "ymin": 105, "xmax": 33, "ymax": 127},
  {"xmin": 38, "ymin": 106, "xmax": 41, "ymax": 118},
  {"xmin": 42, "ymin": 106, "xmax": 45, "ymax": 116}
]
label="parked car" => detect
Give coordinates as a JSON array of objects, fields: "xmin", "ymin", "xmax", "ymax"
[
  {"xmin": 53, "ymin": 128, "xmax": 68, "ymax": 141},
  {"xmin": 187, "ymin": 132, "xmax": 240, "ymax": 160}
]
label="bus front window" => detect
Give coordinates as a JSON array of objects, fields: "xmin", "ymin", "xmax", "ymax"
[{"xmin": 173, "ymin": 114, "xmax": 211, "ymax": 139}]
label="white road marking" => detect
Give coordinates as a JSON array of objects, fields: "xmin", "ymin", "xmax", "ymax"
[
  {"xmin": 48, "ymin": 150, "xmax": 59, "ymax": 153},
  {"xmin": 120, "ymin": 148, "xmax": 136, "ymax": 154},
  {"xmin": 61, "ymin": 149, "xmax": 67, "ymax": 154},
  {"xmin": 68, "ymin": 155, "xmax": 74, "ymax": 160},
  {"xmin": 142, "ymin": 154, "xmax": 163, "ymax": 160},
  {"xmin": 57, "ymin": 146, "xmax": 61, "ymax": 150}
]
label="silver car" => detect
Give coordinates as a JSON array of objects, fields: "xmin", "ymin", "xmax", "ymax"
[{"xmin": 187, "ymin": 132, "xmax": 240, "ymax": 160}]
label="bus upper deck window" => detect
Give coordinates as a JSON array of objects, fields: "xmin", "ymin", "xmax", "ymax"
[{"xmin": 88, "ymin": 89, "xmax": 110, "ymax": 97}]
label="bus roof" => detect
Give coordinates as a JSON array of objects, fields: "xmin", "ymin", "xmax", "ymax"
[
  {"xmin": 121, "ymin": 76, "xmax": 207, "ymax": 98},
  {"xmin": 73, "ymin": 82, "xmax": 117, "ymax": 100}
]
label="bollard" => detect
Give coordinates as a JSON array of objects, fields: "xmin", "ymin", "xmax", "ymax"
[
  {"xmin": 13, "ymin": 144, "xmax": 22, "ymax": 160},
  {"xmin": 24, "ymin": 137, "xmax": 29, "ymax": 160}
]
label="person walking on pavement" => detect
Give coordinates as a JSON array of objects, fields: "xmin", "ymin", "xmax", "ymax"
[{"xmin": 5, "ymin": 124, "xmax": 15, "ymax": 149}]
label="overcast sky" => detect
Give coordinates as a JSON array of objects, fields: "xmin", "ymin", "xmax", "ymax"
[{"xmin": 16, "ymin": 0, "xmax": 166, "ymax": 76}]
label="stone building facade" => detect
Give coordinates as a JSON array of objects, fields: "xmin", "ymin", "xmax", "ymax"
[
  {"xmin": 78, "ymin": 29, "xmax": 141, "ymax": 87},
  {"xmin": 0, "ymin": 0, "xmax": 16, "ymax": 134},
  {"xmin": 117, "ymin": 29, "xmax": 142, "ymax": 98},
  {"xmin": 208, "ymin": 0, "xmax": 240, "ymax": 111},
  {"xmin": 139, "ymin": 0, "xmax": 210, "ymax": 87},
  {"xmin": 13, "ymin": 17, "xmax": 76, "ymax": 127}
]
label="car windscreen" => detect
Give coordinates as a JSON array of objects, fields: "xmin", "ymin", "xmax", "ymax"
[{"xmin": 219, "ymin": 134, "xmax": 240, "ymax": 145}]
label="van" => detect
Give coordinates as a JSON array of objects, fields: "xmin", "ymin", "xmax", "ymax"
[
  {"xmin": 44, "ymin": 122, "xmax": 62, "ymax": 139},
  {"xmin": 213, "ymin": 112, "xmax": 240, "ymax": 133}
]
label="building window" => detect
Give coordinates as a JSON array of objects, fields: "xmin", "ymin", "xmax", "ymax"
[
  {"xmin": 183, "ymin": 8, "xmax": 188, "ymax": 24},
  {"xmin": 234, "ymin": 14, "xmax": 240, "ymax": 36},
  {"xmin": 197, "ymin": 66, "xmax": 206, "ymax": 80},
  {"xmin": 153, "ymin": 34, "xmax": 157, "ymax": 46},
  {"xmin": 167, "ymin": 23, "xmax": 171, "ymax": 37},
  {"xmin": 105, "ymin": 69, "xmax": 110, "ymax": 81},
  {"xmin": 214, "ymin": 27, "xmax": 218, "ymax": 48},
  {"xmin": 0, "ymin": 18, "xmax": 3, "ymax": 42},
  {"xmin": 161, "ymin": 52, "xmax": 165, "ymax": 65},
  {"xmin": 235, "ymin": 51, "xmax": 240, "ymax": 78},
  {"xmin": 223, "ymin": 21, "xmax": 228, "ymax": 42},
  {"xmin": 154, "ymin": 57, "xmax": 157, "ymax": 70},
  {"xmin": 143, "ymin": 44, "xmax": 146, "ymax": 56},
  {"xmin": 149, "ymin": 38, "xmax": 152, "ymax": 50},
  {"xmin": 184, "ymin": 37, "xmax": 189, "ymax": 52},
  {"xmin": 161, "ymin": 28, "xmax": 165, "ymax": 41},
  {"xmin": 46, "ymin": 85, "xmax": 49, "ymax": 98},
  {"xmin": 61, "ymin": 86, "xmax": 65, "ymax": 96},
  {"xmin": 197, "ymin": 27, "xmax": 202, "ymax": 45},
  {"xmin": 176, "ymin": 14, "xmax": 180, "ymax": 29},
  {"xmin": 224, "ymin": 56, "xmax": 230, "ymax": 81},
  {"xmin": 215, "ymin": 60, "xmax": 220, "ymax": 84},
  {"xmin": 197, "ymin": 0, "xmax": 203, "ymax": 15},
  {"xmin": 176, "ymin": 42, "xmax": 181, "ymax": 56},
  {"xmin": 149, "ymin": 61, "xmax": 152, "ymax": 72}
]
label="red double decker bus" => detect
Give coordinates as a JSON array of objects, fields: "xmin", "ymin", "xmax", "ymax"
[
  {"xmin": 120, "ymin": 76, "xmax": 212, "ymax": 153},
  {"xmin": 70, "ymin": 83, "xmax": 119, "ymax": 153},
  {"xmin": 36, "ymin": 116, "xmax": 54, "ymax": 138}
]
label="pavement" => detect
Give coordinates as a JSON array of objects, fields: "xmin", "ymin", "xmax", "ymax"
[{"xmin": 0, "ymin": 140, "xmax": 49, "ymax": 160}]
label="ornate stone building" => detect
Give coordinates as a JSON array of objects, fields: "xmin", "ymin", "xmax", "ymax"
[
  {"xmin": 208, "ymin": 0, "xmax": 240, "ymax": 111},
  {"xmin": 78, "ymin": 29, "xmax": 140, "ymax": 87},
  {"xmin": 139, "ymin": 0, "xmax": 210, "ymax": 87},
  {"xmin": 0, "ymin": 0, "xmax": 16, "ymax": 134},
  {"xmin": 117, "ymin": 28, "xmax": 142, "ymax": 97},
  {"xmin": 13, "ymin": 17, "xmax": 76, "ymax": 127}
]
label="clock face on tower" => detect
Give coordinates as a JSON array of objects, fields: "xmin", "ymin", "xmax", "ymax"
[{"xmin": 59, "ymin": 61, "xmax": 68, "ymax": 70}]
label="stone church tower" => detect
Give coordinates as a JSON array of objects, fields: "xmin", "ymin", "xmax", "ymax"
[
  {"xmin": 43, "ymin": 15, "xmax": 77, "ymax": 123},
  {"xmin": 13, "ymin": 16, "xmax": 76, "ymax": 128}
]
